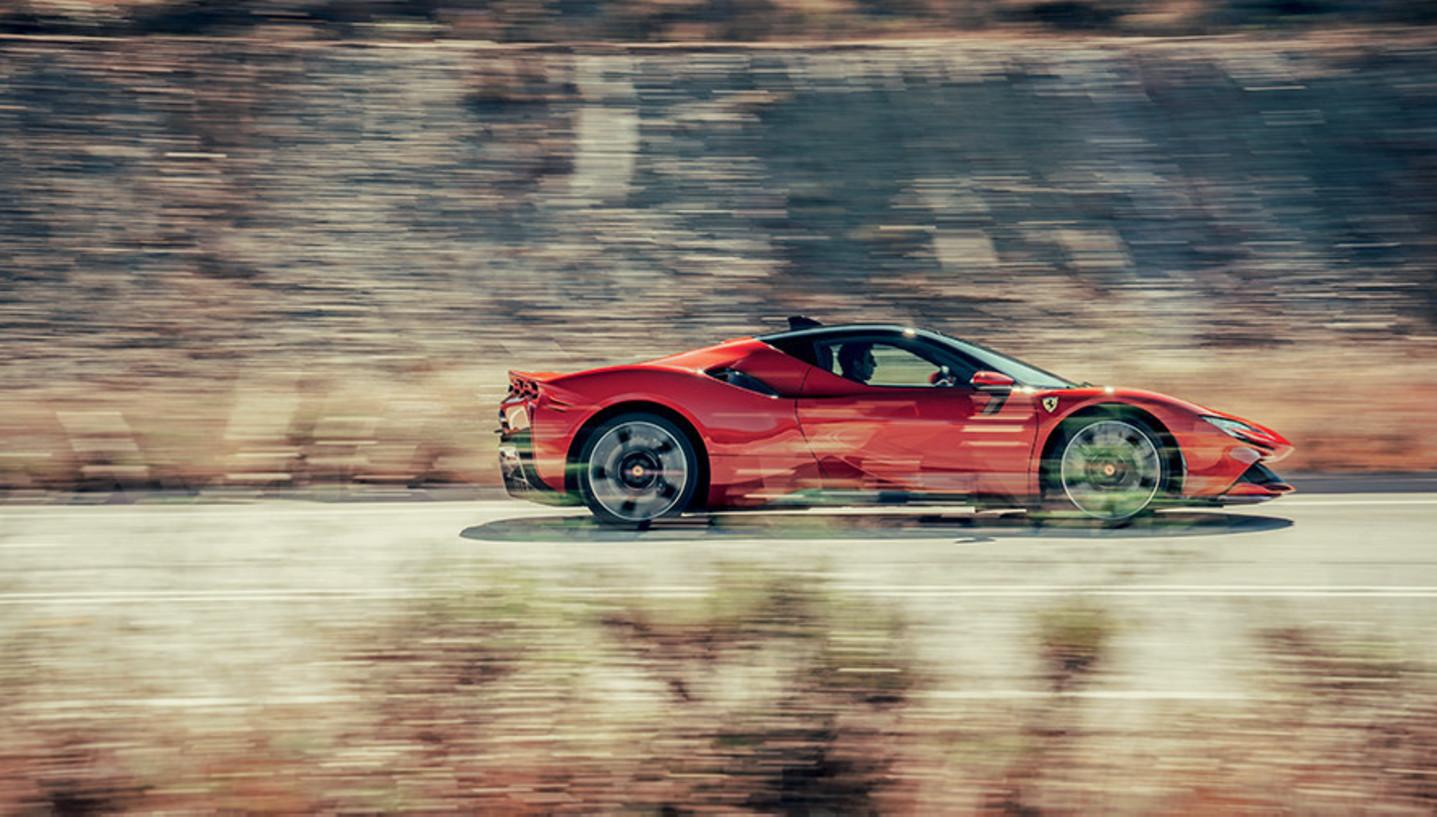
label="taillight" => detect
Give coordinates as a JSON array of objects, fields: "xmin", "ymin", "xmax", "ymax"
[{"xmin": 507, "ymin": 375, "xmax": 540, "ymax": 401}]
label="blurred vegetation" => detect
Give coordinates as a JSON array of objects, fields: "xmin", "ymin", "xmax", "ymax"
[
  {"xmin": 347, "ymin": 566, "xmax": 924, "ymax": 812},
  {"xmin": 3, "ymin": 0, "xmax": 1437, "ymax": 40},
  {"xmin": 1251, "ymin": 624, "xmax": 1437, "ymax": 811},
  {"xmin": 0, "ymin": 566, "xmax": 928, "ymax": 813},
  {"xmin": 1035, "ymin": 600, "xmax": 1115, "ymax": 692},
  {"xmin": 6, "ymin": 568, "xmax": 1437, "ymax": 812}
]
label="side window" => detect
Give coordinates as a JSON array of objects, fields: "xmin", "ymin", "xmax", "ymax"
[
  {"xmin": 819, "ymin": 340, "xmax": 950, "ymax": 387},
  {"xmin": 869, "ymin": 344, "xmax": 942, "ymax": 386}
]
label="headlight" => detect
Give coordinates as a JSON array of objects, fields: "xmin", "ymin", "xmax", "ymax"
[{"xmin": 1202, "ymin": 416, "xmax": 1256, "ymax": 439}]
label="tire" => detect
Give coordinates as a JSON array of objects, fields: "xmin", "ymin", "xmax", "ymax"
[
  {"xmin": 576, "ymin": 412, "xmax": 700, "ymax": 527},
  {"xmin": 1042, "ymin": 415, "xmax": 1167, "ymax": 524}
]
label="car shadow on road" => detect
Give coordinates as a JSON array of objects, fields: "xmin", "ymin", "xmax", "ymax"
[{"xmin": 461, "ymin": 510, "xmax": 1293, "ymax": 543}]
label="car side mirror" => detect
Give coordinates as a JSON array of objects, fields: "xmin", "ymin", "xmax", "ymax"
[{"xmin": 970, "ymin": 370, "xmax": 1015, "ymax": 391}]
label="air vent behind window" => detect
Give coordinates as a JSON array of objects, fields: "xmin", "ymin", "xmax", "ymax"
[{"xmin": 707, "ymin": 367, "xmax": 780, "ymax": 397}]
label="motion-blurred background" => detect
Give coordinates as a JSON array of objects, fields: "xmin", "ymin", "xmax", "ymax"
[
  {"xmin": 5, "ymin": 5, "xmax": 1437, "ymax": 816},
  {"xmin": 3, "ymin": 0, "xmax": 1436, "ymax": 494}
]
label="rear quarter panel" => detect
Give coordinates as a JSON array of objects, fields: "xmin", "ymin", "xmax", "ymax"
[{"xmin": 531, "ymin": 362, "xmax": 820, "ymax": 508}]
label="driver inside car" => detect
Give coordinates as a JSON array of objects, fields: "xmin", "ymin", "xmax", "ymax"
[{"xmin": 837, "ymin": 342, "xmax": 877, "ymax": 384}]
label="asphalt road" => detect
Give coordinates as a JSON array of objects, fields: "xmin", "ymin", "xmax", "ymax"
[{"xmin": 3, "ymin": 493, "xmax": 1436, "ymax": 712}]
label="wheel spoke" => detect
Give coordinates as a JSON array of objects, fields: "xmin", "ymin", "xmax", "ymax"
[
  {"xmin": 1059, "ymin": 420, "xmax": 1161, "ymax": 521},
  {"xmin": 588, "ymin": 420, "xmax": 690, "ymax": 522}
]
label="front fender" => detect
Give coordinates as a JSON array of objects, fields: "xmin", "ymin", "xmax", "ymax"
[{"xmin": 1026, "ymin": 389, "xmax": 1289, "ymax": 499}]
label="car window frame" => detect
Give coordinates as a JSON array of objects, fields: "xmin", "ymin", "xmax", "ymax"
[
  {"xmin": 762, "ymin": 324, "xmax": 1075, "ymax": 389},
  {"xmin": 810, "ymin": 332, "xmax": 982, "ymax": 390}
]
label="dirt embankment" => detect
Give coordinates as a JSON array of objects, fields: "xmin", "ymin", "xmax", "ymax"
[{"xmin": 2, "ymin": 33, "xmax": 1435, "ymax": 491}]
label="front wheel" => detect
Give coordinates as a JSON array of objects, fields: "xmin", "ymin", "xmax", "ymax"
[
  {"xmin": 577, "ymin": 413, "xmax": 699, "ymax": 527},
  {"xmin": 1045, "ymin": 417, "xmax": 1166, "ymax": 523}
]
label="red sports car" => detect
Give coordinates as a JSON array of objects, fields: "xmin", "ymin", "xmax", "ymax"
[{"xmin": 498, "ymin": 318, "xmax": 1293, "ymax": 525}]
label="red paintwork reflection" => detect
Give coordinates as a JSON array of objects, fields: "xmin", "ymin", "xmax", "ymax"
[
  {"xmin": 498, "ymin": 336, "xmax": 1294, "ymax": 509},
  {"xmin": 796, "ymin": 364, "xmax": 1035, "ymax": 497}
]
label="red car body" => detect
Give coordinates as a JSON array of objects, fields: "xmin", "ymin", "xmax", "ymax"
[{"xmin": 498, "ymin": 323, "xmax": 1293, "ymax": 518}]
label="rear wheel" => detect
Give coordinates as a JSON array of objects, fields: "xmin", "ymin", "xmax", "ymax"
[
  {"xmin": 577, "ymin": 413, "xmax": 699, "ymax": 527},
  {"xmin": 1044, "ymin": 417, "xmax": 1166, "ymax": 523}
]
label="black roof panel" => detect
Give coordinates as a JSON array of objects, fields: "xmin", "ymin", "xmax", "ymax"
[{"xmin": 757, "ymin": 323, "xmax": 918, "ymax": 343}]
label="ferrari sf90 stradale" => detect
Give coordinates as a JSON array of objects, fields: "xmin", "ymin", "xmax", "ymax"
[{"xmin": 498, "ymin": 318, "xmax": 1293, "ymax": 525}]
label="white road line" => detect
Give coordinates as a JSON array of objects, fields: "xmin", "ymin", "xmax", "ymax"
[
  {"xmin": 1278, "ymin": 498, "xmax": 1437, "ymax": 506},
  {"xmin": 833, "ymin": 584, "xmax": 1437, "ymax": 598},
  {"xmin": 568, "ymin": 590, "xmax": 1437, "ymax": 599},
  {"xmin": 927, "ymin": 689, "xmax": 1259, "ymax": 702},
  {"xmin": 0, "ymin": 503, "xmax": 535, "ymax": 522},
  {"xmin": 563, "ymin": 584, "xmax": 1437, "ymax": 599},
  {"xmin": 15, "ymin": 695, "xmax": 360, "ymax": 711},
  {"xmin": 573, "ymin": 583, "xmax": 1437, "ymax": 592},
  {"xmin": 866, "ymin": 590, "xmax": 1437, "ymax": 598},
  {"xmin": 11, "ymin": 690, "xmax": 1258, "ymax": 711},
  {"xmin": 840, "ymin": 584, "xmax": 1437, "ymax": 591},
  {"xmin": 0, "ymin": 589, "xmax": 422, "ymax": 605},
  {"xmin": 8, "ymin": 584, "xmax": 1437, "ymax": 605}
]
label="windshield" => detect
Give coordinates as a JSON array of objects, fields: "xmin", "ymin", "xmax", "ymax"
[{"xmin": 924, "ymin": 330, "xmax": 1076, "ymax": 389}]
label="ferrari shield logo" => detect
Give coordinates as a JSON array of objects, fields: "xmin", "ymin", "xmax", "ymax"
[{"xmin": 1042, "ymin": 396, "xmax": 1059, "ymax": 413}]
